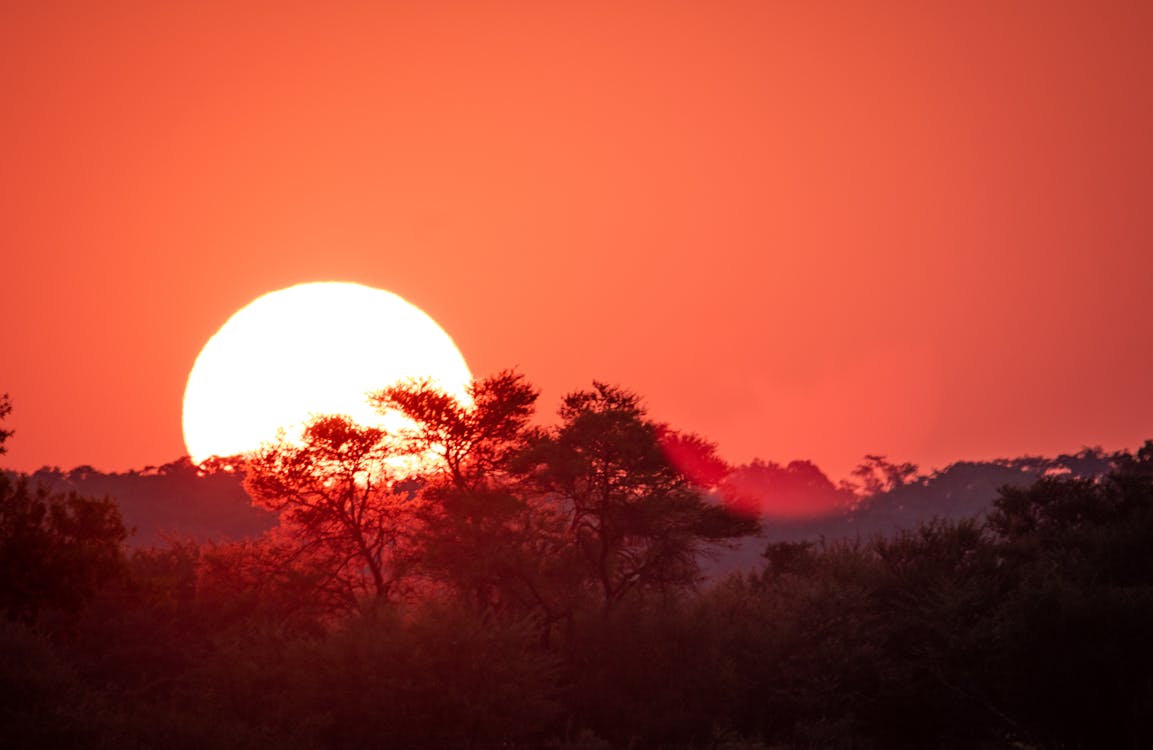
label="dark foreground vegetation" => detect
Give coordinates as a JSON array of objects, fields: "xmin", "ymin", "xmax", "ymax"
[{"xmin": 2, "ymin": 387, "xmax": 1152, "ymax": 749}]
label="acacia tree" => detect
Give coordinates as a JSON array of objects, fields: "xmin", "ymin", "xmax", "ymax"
[
  {"xmin": 517, "ymin": 382, "xmax": 758, "ymax": 611},
  {"xmin": 244, "ymin": 415, "xmax": 421, "ymax": 607},
  {"xmin": 373, "ymin": 372, "xmax": 574, "ymax": 620},
  {"xmin": 372, "ymin": 371, "xmax": 538, "ymax": 492}
]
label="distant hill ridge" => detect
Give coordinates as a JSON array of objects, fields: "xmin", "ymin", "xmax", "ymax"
[
  {"xmin": 6, "ymin": 447, "xmax": 1119, "ymax": 554},
  {"xmin": 15, "ymin": 458, "xmax": 275, "ymax": 546},
  {"xmin": 710, "ymin": 446, "xmax": 1118, "ymax": 575}
]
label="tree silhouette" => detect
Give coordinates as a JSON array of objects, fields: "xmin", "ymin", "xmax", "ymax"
[
  {"xmin": 244, "ymin": 416, "xmax": 421, "ymax": 606},
  {"xmin": 371, "ymin": 371, "xmax": 538, "ymax": 491},
  {"xmin": 848, "ymin": 454, "xmax": 921, "ymax": 497},
  {"xmin": 374, "ymin": 372, "xmax": 574, "ymax": 623},
  {"xmin": 518, "ymin": 382, "xmax": 757, "ymax": 611},
  {"xmin": 0, "ymin": 393, "xmax": 12, "ymax": 455},
  {"xmin": 5, "ymin": 369, "xmax": 1153, "ymax": 748},
  {"xmin": 720, "ymin": 459, "xmax": 851, "ymax": 519},
  {"xmin": 0, "ymin": 397, "xmax": 126, "ymax": 622}
]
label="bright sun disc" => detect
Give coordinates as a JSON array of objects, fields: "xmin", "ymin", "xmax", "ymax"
[{"xmin": 182, "ymin": 282, "xmax": 471, "ymax": 464}]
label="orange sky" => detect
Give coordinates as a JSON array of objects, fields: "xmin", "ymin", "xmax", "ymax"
[{"xmin": 3, "ymin": 1, "xmax": 1151, "ymax": 480}]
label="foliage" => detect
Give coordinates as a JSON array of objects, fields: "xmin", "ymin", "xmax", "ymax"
[
  {"xmin": 3, "ymin": 377, "xmax": 1153, "ymax": 748},
  {"xmin": 563, "ymin": 594, "xmax": 742, "ymax": 746},
  {"xmin": 244, "ymin": 416, "xmax": 422, "ymax": 605},
  {"xmin": 374, "ymin": 372, "xmax": 572, "ymax": 621},
  {"xmin": 0, "ymin": 473, "xmax": 127, "ymax": 623},
  {"xmin": 0, "ymin": 393, "xmax": 12, "ymax": 454},
  {"xmin": 517, "ymin": 382, "xmax": 758, "ymax": 611},
  {"xmin": 721, "ymin": 459, "xmax": 853, "ymax": 519},
  {"xmin": 846, "ymin": 453, "xmax": 921, "ymax": 497},
  {"xmin": 372, "ymin": 370, "xmax": 539, "ymax": 490}
]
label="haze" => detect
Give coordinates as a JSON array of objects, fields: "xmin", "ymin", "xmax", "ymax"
[{"xmin": 2, "ymin": 1, "xmax": 1150, "ymax": 478}]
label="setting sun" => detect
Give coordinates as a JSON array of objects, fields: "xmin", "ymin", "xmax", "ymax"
[{"xmin": 181, "ymin": 281, "xmax": 471, "ymax": 464}]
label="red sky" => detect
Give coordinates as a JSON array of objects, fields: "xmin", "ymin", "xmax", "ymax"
[{"xmin": 3, "ymin": 1, "xmax": 1151, "ymax": 480}]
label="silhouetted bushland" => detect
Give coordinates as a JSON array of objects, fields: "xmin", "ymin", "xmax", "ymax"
[
  {"xmin": 3, "ymin": 381, "xmax": 1153, "ymax": 749},
  {"xmin": 0, "ymin": 472, "xmax": 126, "ymax": 624},
  {"xmin": 561, "ymin": 594, "xmax": 742, "ymax": 746},
  {"xmin": 977, "ymin": 444, "xmax": 1153, "ymax": 748}
]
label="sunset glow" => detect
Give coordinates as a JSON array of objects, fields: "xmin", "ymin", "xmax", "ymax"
[
  {"xmin": 2, "ymin": 4, "xmax": 1152, "ymax": 745},
  {"xmin": 181, "ymin": 282, "xmax": 472, "ymax": 464},
  {"xmin": 3, "ymin": 3, "xmax": 1150, "ymax": 477}
]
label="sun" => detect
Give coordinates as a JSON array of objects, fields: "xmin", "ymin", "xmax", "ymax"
[{"xmin": 182, "ymin": 282, "xmax": 472, "ymax": 464}]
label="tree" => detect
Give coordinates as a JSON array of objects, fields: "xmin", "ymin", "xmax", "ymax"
[
  {"xmin": 0, "ymin": 393, "xmax": 12, "ymax": 455},
  {"xmin": 244, "ymin": 416, "xmax": 421, "ymax": 607},
  {"xmin": 0, "ymin": 398, "xmax": 127, "ymax": 622},
  {"xmin": 980, "ymin": 446, "xmax": 1153, "ymax": 747},
  {"xmin": 848, "ymin": 454, "xmax": 920, "ymax": 497},
  {"xmin": 372, "ymin": 371, "xmax": 538, "ymax": 492},
  {"xmin": 374, "ymin": 372, "xmax": 573, "ymax": 621},
  {"xmin": 518, "ymin": 382, "xmax": 757, "ymax": 611},
  {"xmin": 720, "ymin": 459, "xmax": 851, "ymax": 519},
  {"xmin": 0, "ymin": 479, "xmax": 128, "ymax": 622}
]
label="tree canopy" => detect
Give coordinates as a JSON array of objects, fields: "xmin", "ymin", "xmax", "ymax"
[{"xmin": 4, "ymin": 378, "xmax": 1153, "ymax": 748}]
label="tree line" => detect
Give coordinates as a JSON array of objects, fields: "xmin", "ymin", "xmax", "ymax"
[{"xmin": 2, "ymin": 384, "xmax": 1152, "ymax": 748}]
